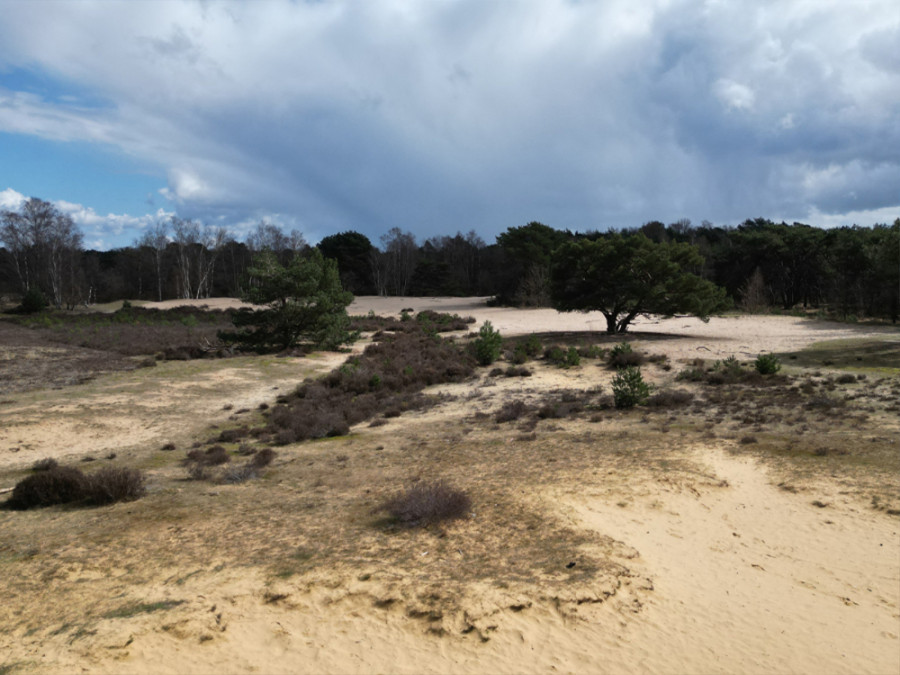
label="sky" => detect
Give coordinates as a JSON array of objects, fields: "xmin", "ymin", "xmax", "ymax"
[{"xmin": 0, "ymin": 0, "xmax": 898, "ymax": 250}]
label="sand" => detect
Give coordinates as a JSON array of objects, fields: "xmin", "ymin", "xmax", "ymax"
[{"xmin": 2, "ymin": 297, "xmax": 898, "ymax": 674}]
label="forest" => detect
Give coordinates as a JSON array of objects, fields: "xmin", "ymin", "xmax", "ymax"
[{"xmin": 1, "ymin": 197, "xmax": 898, "ymax": 322}]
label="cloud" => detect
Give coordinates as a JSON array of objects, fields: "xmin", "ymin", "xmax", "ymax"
[
  {"xmin": 0, "ymin": 0, "xmax": 897, "ymax": 245},
  {"xmin": 0, "ymin": 187, "xmax": 26, "ymax": 210},
  {"xmin": 713, "ymin": 79, "xmax": 755, "ymax": 111}
]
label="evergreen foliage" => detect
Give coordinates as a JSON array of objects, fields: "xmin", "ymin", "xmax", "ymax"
[
  {"xmin": 473, "ymin": 320, "xmax": 503, "ymax": 366},
  {"xmin": 551, "ymin": 233, "xmax": 731, "ymax": 333},
  {"xmin": 612, "ymin": 366, "xmax": 651, "ymax": 408},
  {"xmin": 219, "ymin": 249, "xmax": 354, "ymax": 352}
]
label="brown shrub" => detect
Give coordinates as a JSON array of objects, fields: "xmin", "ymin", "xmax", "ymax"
[
  {"xmin": 609, "ymin": 350, "xmax": 646, "ymax": 369},
  {"xmin": 217, "ymin": 426, "xmax": 249, "ymax": 443},
  {"xmin": 185, "ymin": 445, "xmax": 230, "ymax": 466},
  {"xmin": 221, "ymin": 464, "xmax": 258, "ymax": 484},
  {"xmin": 85, "ymin": 467, "xmax": 146, "ymax": 505},
  {"xmin": 250, "ymin": 448, "xmax": 277, "ymax": 468},
  {"xmin": 379, "ymin": 480, "xmax": 472, "ymax": 527},
  {"xmin": 31, "ymin": 458, "xmax": 59, "ymax": 472},
  {"xmin": 5, "ymin": 466, "xmax": 89, "ymax": 510},
  {"xmin": 264, "ymin": 327, "xmax": 474, "ymax": 443},
  {"xmin": 646, "ymin": 390, "xmax": 695, "ymax": 408},
  {"xmin": 496, "ymin": 400, "xmax": 530, "ymax": 423}
]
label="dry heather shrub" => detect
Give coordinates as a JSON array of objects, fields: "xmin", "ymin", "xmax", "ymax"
[
  {"xmin": 6, "ymin": 466, "xmax": 89, "ymax": 510},
  {"xmin": 31, "ymin": 458, "xmax": 59, "ymax": 472},
  {"xmin": 221, "ymin": 464, "xmax": 258, "ymax": 484},
  {"xmin": 85, "ymin": 467, "xmax": 146, "ymax": 505},
  {"xmin": 250, "ymin": 448, "xmax": 276, "ymax": 468},
  {"xmin": 380, "ymin": 480, "xmax": 472, "ymax": 527},
  {"xmin": 266, "ymin": 327, "xmax": 474, "ymax": 443},
  {"xmin": 185, "ymin": 445, "xmax": 230, "ymax": 466},
  {"xmin": 496, "ymin": 400, "xmax": 530, "ymax": 423},
  {"xmin": 646, "ymin": 390, "xmax": 694, "ymax": 408},
  {"xmin": 608, "ymin": 342, "xmax": 645, "ymax": 369},
  {"xmin": 187, "ymin": 464, "xmax": 210, "ymax": 481},
  {"xmin": 217, "ymin": 426, "xmax": 249, "ymax": 443},
  {"xmin": 6, "ymin": 465, "xmax": 145, "ymax": 509}
]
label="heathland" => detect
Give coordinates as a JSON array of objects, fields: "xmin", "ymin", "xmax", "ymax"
[{"xmin": 0, "ymin": 297, "xmax": 898, "ymax": 674}]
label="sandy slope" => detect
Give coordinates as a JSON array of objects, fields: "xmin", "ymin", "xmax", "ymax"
[
  {"xmin": 2, "ymin": 298, "xmax": 898, "ymax": 674},
  {"xmin": 22, "ymin": 449, "xmax": 898, "ymax": 675},
  {"xmin": 567, "ymin": 448, "xmax": 900, "ymax": 674}
]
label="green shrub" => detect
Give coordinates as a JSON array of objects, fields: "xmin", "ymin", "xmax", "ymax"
[
  {"xmin": 521, "ymin": 334, "xmax": 543, "ymax": 358},
  {"xmin": 563, "ymin": 346, "xmax": 580, "ymax": 367},
  {"xmin": 510, "ymin": 344, "xmax": 529, "ymax": 364},
  {"xmin": 754, "ymin": 353, "xmax": 781, "ymax": 375},
  {"xmin": 473, "ymin": 320, "xmax": 503, "ymax": 366},
  {"xmin": 713, "ymin": 355, "xmax": 743, "ymax": 378},
  {"xmin": 19, "ymin": 288, "xmax": 48, "ymax": 314},
  {"xmin": 612, "ymin": 367, "xmax": 651, "ymax": 409},
  {"xmin": 608, "ymin": 341, "xmax": 644, "ymax": 369},
  {"xmin": 544, "ymin": 345, "xmax": 580, "ymax": 368}
]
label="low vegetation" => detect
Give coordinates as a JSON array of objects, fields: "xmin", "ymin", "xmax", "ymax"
[
  {"xmin": 8, "ymin": 305, "xmax": 233, "ymax": 358},
  {"xmin": 4, "ymin": 465, "xmax": 146, "ymax": 510},
  {"xmin": 377, "ymin": 480, "xmax": 472, "ymax": 527},
  {"xmin": 472, "ymin": 320, "xmax": 503, "ymax": 366},
  {"xmin": 612, "ymin": 367, "xmax": 651, "ymax": 408}
]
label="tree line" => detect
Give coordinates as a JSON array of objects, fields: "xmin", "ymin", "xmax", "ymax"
[{"xmin": 1, "ymin": 197, "xmax": 897, "ymax": 322}]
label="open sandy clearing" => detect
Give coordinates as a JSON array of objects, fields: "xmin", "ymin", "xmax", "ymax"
[{"xmin": 1, "ymin": 298, "xmax": 898, "ymax": 674}]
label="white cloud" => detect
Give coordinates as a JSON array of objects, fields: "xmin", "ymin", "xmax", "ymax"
[
  {"xmin": 713, "ymin": 79, "xmax": 755, "ymax": 111},
  {"xmin": 0, "ymin": 187, "xmax": 26, "ymax": 210}
]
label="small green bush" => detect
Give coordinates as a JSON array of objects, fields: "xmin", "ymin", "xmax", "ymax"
[
  {"xmin": 755, "ymin": 353, "xmax": 781, "ymax": 375},
  {"xmin": 521, "ymin": 334, "xmax": 543, "ymax": 358},
  {"xmin": 714, "ymin": 355, "xmax": 743, "ymax": 376},
  {"xmin": 19, "ymin": 288, "xmax": 48, "ymax": 314},
  {"xmin": 473, "ymin": 320, "xmax": 503, "ymax": 366},
  {"xmin": 612, "ymin": 367, "xmax": 651, "ymax": 409},
  {"xmin": 544, "ymin": 345, "xmax": 580, "ymax": 368}
]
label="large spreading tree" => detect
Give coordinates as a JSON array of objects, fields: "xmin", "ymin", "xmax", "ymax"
[
  {"xmin": 219, "ymin": 249, "xmax": 354, "ymax": 352},
  {"xmin": 550, "ymin": 233, "xmax": 730, "ymax": 333}
]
